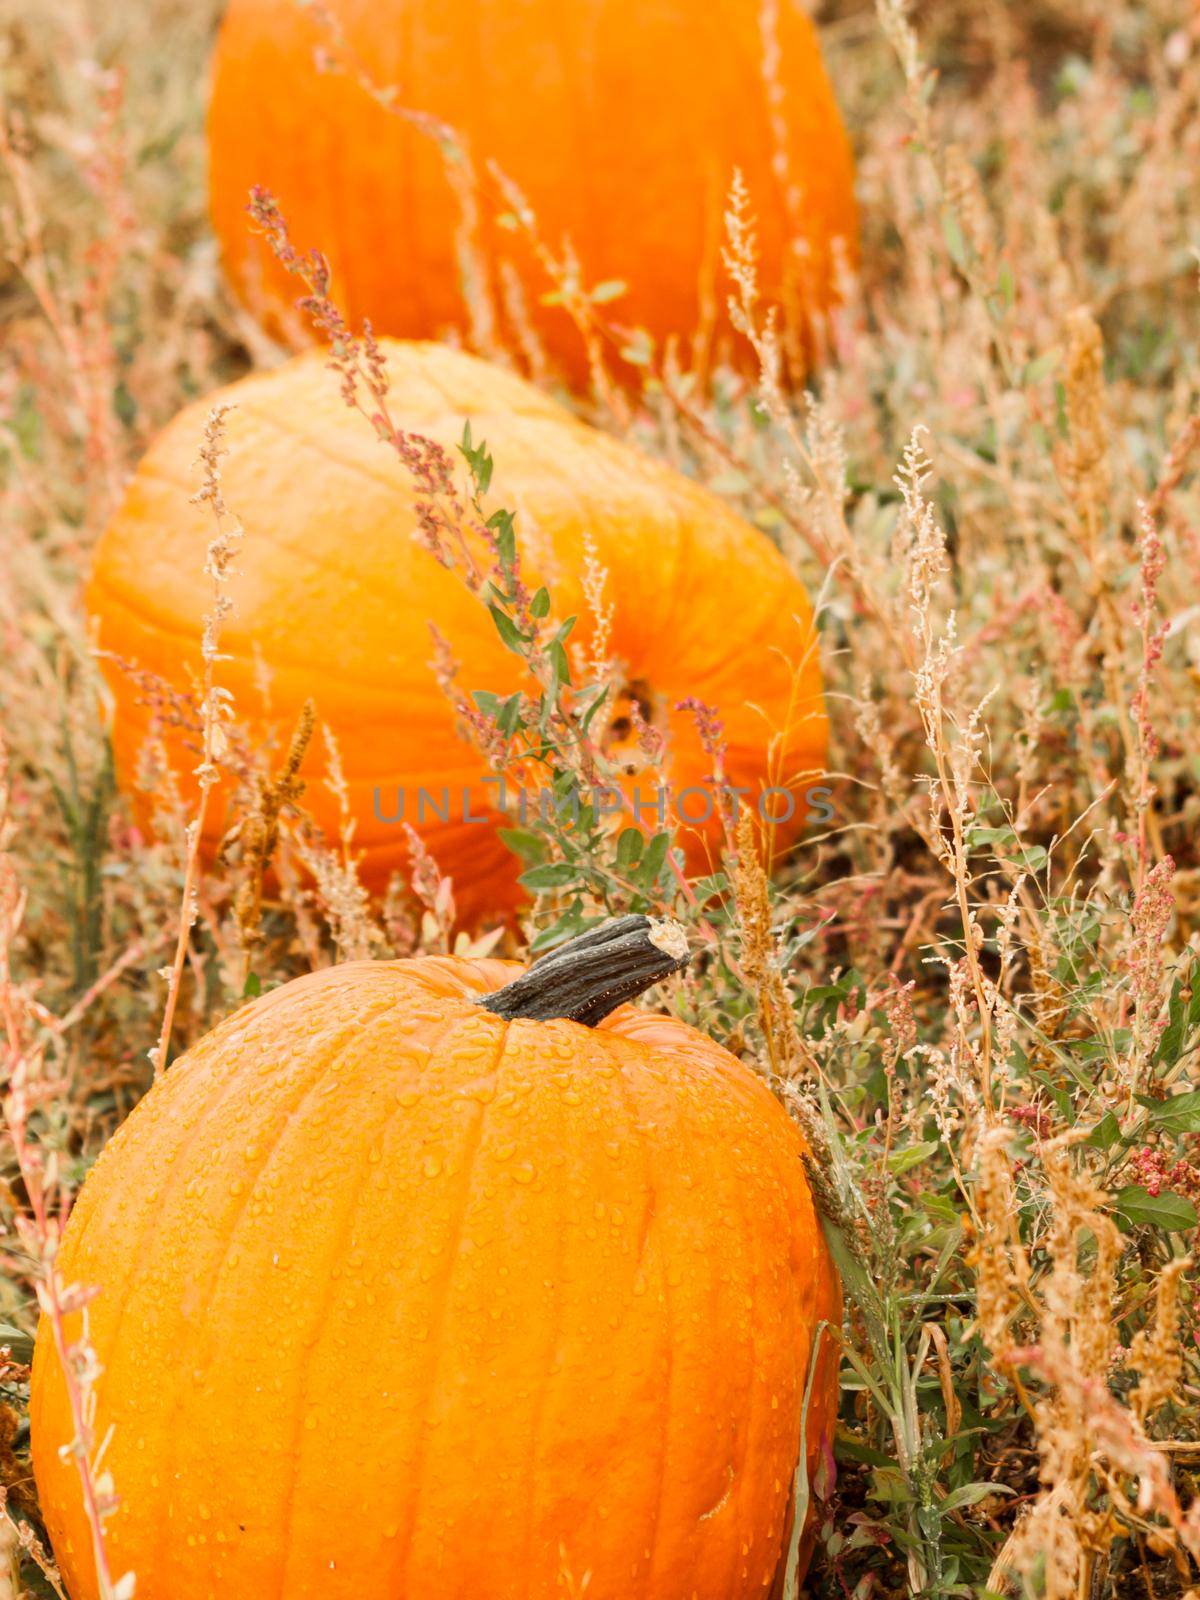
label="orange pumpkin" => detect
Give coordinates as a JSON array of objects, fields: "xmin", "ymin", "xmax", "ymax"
[
  {"xmin": 32, "ymin": 917, "xmax": 841, "ymax": 1599},
  {"xmin": 87, "ymin": 341, "xmax": 827, "ymax": 924},
  {"xmin": 208, "ymin": 0, "xmax": 858, "ymax": 381}
]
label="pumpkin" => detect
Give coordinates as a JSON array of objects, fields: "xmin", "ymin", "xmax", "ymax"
[
  {"xmin": 88, "ymin": 341, "xmax": 827, "ymax": 924},
  {"xmin": 208, "ymin": 0, "xmax": 857, "ymax": 382},
  {"xmin": 31, "ymin": 916, "xmax": 841, "ymax": 1599}
]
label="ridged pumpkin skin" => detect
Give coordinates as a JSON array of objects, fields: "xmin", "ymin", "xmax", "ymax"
[
  {"xmin": 208, "ymin": 0, "xmax": 857, "ymax": 379},
  {"xmin": 32, "ymin": 955, "xmax": 841, "ymax": 1599},
  {"xmin": 87, "ymin": 341, "xmax": 827, "ymax": 924}
]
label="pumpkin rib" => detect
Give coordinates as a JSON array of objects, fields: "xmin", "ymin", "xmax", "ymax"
[
  {"xmin": 67, "ymin": 1033, "xmax": 275, "ymax": 1418},
  {"xmin": 34, "ymin": 990, "xmax": 414, "ymax": 1599},
  {"xmin": 149, "ymin": 985, "xmax": 481, "ymax": 1594},
  {"xmin": 778, "ymin": 1121, "xmax": 843, "ymax": 1580},
  {"xmin": 621, "ymin": 1054, "xmax": 674, "ymax": 1596},
  {"xmin": 680, "ymin": 1088, "xmax": 763, "ymax": 1586},
  {"xmin": 270, "ymin": 1004, "xmax": 481, "ymax": 1599},
  {"xmin": 694, "ymin": 1145, "xmax": 758, "ymax": 1599},
  {"xmin": 672, "ymin": 1068, "xmax": 755, "ymax": 1580},
  {"xmin": 764, "ymin": 1119, "xmax": 831, "ymax": 1581},
  {"xmin": 634, "ymin": 1022, "xmax": 786, "ymax": 1595},
  {"xmin": 514, "ymin": 1047, "xmax": 570, "ymax": 1587},
  {"xmin": 590, "ymin": 1028, "xmax": 666, "ymax": 1594},
  {"xmin": 38, "ymin": 1040, "xmax": 224, "ymax": 1314},
  {"xmin": 84, "ymin": 988, "xmax": 405, "ymax": 1339},
  {"xmin": 727, "ymin": 1139, "xmax": 794, "ymax": 1593},
  {"xmin": 725, "ymin": 1085, "xmax": 787, "ymax": 1593},
  {"xmin": 143, "ymin": 989, "xmax": 431, "ymax": 1593},
  {"xmin": 391, "ymin": 1012, "xmax": 512, "ymax": 1593}
]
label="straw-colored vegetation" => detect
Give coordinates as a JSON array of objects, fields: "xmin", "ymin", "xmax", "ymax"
[{"xmin": 3, "ymin": 0, "xmax": 1200, "ymax": 1595}]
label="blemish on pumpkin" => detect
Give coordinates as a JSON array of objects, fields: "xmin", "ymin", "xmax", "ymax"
[{"xmin": 699, "ymin": 1464, "xmax": 736, "ymax": 1522}]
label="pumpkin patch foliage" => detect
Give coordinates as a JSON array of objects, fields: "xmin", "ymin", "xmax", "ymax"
[{"xmin": 3, "ymin": 2, "xmax": 1200, "ymax": 1598}]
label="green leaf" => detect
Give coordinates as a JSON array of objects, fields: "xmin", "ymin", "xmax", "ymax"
[
  {"xmin": 919, "ymin": 1192, "xmax": 961, "ymax": 1225},
  {"xmin": 458, "ymin": 422, "xmax": 494, "ymax": 496},
  {"xmin": 488, "ymin": 604, "xmax": 528, "ymax": 654},
  {"xmin": 967, "ymin": 826, "xmax": 1017, "ymax": 847},
  {"xmin": 548, "ymin": 638, "xmax": 571, "ymax": 690},
  {"xmin": 497, "ymin": 828, "xmax": 546, "ymax": 864},
  {"xmin": 616, "ymin": 828, "xmax": 644, "ymax": 868},
  {"xmin": 0, "ymin": 1320, "xmax": 34, "ymax": 1361},
  {"xmin": 496, "ymin": 694, "xmax": 524, "ymax": 737},
  {"xmin": 486, "ymin": 508, "xmax": 517, "ymax": 568},
  {"xmin": 529, "ymin": 904, "xmax": 595, "ymax": 952},
  {"xmin": 1070, "ymin": 1030, "xmax": 1130, "ymax": 1063},
  {"xmin": 833, "ymin": 1433, "xmax": 896, "ymax": 1469},
  {"xmin": 519, "ymin": 862, "xmax": 580, "ymax": 891},
  {"xmin": 1022, "ymin": 348, "xmax": 1060, "ymax": 386},
  {"xmin": 530, "ymin": 586, "xmax": 550, "ymax": 620},
  {"xmin": 692, "ymin": 872, "xmax": 728, "ymax": 903},
  {"xmin": 1085, "ymin": 1110, "xmax": 1122, "ymax": 1150},
  {"xmin": 638, "ymin": 831, "xmax": 670, "ymax": 885},
  {"xmin": 1148, "ymin": 1090, "xmax": 1200, "ymax": 1136},
  {"xmin": 1114, "ymin": 1187, "xmax": 1198, "ymax": 1233},
  {"xmin": 886, "ymin": 1140, "xmax": 941, "ymax": 1175},
  {"xmin": 579, "ymin": 685, "xmax": 610, "ymax": 735},
  {"xmin": 940, "ymin": 1482, "xmax": 1013, "ymax": 1514},
  {"xmin": 242, "ymin": 971, "xmax": 262, "ymax": 998},
  {"xmin": 1155, "ymin": 961, "xmax": 1200, "ymax": 1069},
  {"xmin": 1029, "ymin": 1070, "xmax": 1073, "ymax": 1118},
  {"xmin": 942, "ymin": 210, "xmax": 968, "ymax": 269}
]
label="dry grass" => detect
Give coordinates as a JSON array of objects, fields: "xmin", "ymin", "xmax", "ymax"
[{"xmin": 2, "ymin": 0, "xmax": 1200, "ymax": 1595}]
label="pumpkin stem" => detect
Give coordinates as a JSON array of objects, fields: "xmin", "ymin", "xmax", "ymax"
[{"xmin": 480, "ymin": 914, "xmax": 690, "ymax": 1026}]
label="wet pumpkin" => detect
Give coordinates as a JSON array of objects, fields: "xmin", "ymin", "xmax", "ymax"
[{"xmin": 31, "ymin": 918, "xmax": 840, "ymax": 1599}]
